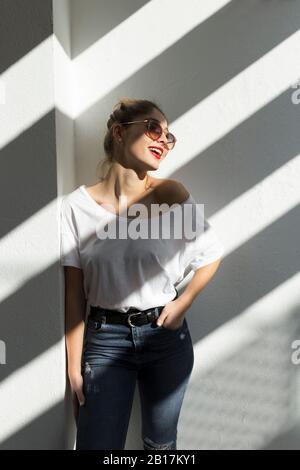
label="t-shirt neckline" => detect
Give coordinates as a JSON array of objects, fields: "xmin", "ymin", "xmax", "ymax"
[{"xmin": 79, "ymin": 184, "xmax": 192, "ymax": 220}]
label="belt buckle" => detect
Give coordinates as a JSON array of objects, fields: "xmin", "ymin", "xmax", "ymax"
[{"xmin": 127, "ymin": 311, "xmax": 143, "ymax": 327}]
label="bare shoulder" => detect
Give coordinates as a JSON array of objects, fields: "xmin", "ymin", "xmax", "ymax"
[{"xmin": 149, "ymin": 177, "xmax": 190, "ymax": 205}]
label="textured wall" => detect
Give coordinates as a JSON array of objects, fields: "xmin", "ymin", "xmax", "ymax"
[
  {"xmin": 69, "ymin": 0, "xmax": 300, "ymax": 450},
  {"xmin": 0, "ymin": 0, "xmax": 66, "ymax": 450},
  {"xmin": 1, "ymin": 0, "xmax": 299, "ymax": 450}
]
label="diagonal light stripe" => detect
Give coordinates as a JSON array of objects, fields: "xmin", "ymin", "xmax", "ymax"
[
  {"xmin": 71, "ymin": 0, "xmax": 233, "ymax": 117},
  {"xmin": 0, "ymin": 78, "xmax": 5, "ymax": 105},
  {"xmin": 210, "ymin": 154, "xmax": 300, "ymax": 254},
  {"xmin": 0, "ymin": 0, "xmax": 299, "ymax": 311},
  {"xmin": 157, "ymin": 30, "xmax": 300, "ymax": 177},
  {"xmin": 0, "ymin": 37, "xmax": 54, "ymax": 149},
  {"xmin": 0, "ymin": 0, "xmax": 232, "ymax": 149},
  {"xmin": 1, "ymin": 152, "xmax": 299, "ymax": 306},
  {"xmin": 190, "ymin": 272, "xmax": 300, "ymax": 378},
  {"xmin": 0, "ymin": 341, "xmax": 65, "ymax": 443},
  {"xmin": 0, "ymin": 198, "xmax": 62, "ymax": 303}
]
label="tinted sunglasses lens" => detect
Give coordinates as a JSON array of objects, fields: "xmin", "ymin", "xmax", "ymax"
[
  {"xmin": 147, "ymin": 120, "xmax": 176, "ymax": 149},
  {"xmin": 148, "ymin": 120, "xmax": 161, "ymax": 139},
  {"xmin": 166, "ymin": 133, "xmax": 176, "ymax": 148}
]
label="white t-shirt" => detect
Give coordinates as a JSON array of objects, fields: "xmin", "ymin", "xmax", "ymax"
[{"xmin": 60, "ymin": 184, "xmax": 224, "ymax": 313}]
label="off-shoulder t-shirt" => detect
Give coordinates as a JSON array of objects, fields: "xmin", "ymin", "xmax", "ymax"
[{"xmin": 60, "ymin": 184, "xmax": 224, "ymax": 313}]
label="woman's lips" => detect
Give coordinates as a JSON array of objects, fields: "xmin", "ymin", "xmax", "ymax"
[{"xmin": 149, "ymin": 149, "xmax": 161, "ymax": 159}]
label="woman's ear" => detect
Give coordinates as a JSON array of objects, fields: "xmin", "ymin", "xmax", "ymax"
[{"xmin": 112, "ymin": 123, "xmax": 123, "ymax": 143}]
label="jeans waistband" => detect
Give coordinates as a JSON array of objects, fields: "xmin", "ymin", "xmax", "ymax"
[
  {"xmin": 89, "ymin": 289, "xmax": 179, "ymax": 326},
  {"xmin": 90, "ymin": 288, "xmax": 178, "ymax": 316}
]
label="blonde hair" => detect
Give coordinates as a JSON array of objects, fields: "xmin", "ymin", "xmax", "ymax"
[{"xmin": 96, "ymin": 98, "xmax": 166, "ymax": 181}]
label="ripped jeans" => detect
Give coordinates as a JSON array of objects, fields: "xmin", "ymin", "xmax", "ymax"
[{"xmin": 75, "ymin": 308, "xmax": 194, "ymax": 450}]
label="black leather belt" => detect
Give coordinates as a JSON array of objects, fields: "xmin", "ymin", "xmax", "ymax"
[{"xmin": 89, "ymin": 289, "xmax": 178, "ymax": 327}]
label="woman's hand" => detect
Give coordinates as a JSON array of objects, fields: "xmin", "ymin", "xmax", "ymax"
[
  {"xmin": 156, "ymin": 296, "xmax": 192, "ymax": 330},
  {"xmin": 68, "ymin": 370, "xmax": 85, "ymax": 423}
]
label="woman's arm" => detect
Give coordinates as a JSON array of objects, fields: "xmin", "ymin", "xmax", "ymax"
[
  {"xmin": 64, "ymin": 266, "xmax": 86, "ymax": 414},
  {"xmin": 156, "ymin": 259, "xmax": 222, "ymax": 329},
  {"xmin": 178, "ymin": 258, "xmax": 222, "ymax": 308}
]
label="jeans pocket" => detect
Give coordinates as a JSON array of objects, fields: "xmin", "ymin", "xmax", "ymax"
[{"xmin": 159, "ymin": 318, "xmax": 186, "ymax": 332}]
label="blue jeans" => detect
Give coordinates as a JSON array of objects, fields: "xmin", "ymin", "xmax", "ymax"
[{"xmin": 75, "ymin": 306, "xmax": 194, "ymax": 450}]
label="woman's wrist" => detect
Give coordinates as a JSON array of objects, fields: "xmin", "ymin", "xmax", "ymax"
[
  {"xmin": 68, "ymin": 365, "xmax": 82, "ymax": 379},
  {"xmin": 176, "ymin": 293, "xmax": 193, "ymax": 311}
]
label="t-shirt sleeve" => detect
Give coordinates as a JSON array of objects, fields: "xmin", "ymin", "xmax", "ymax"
[
  {"xmin": 179, "ymin": 194, "xmax": 224, "ymax": 275},
  {"xmin": 60, "ymin": 197, "xmax": 82, "ymax": 269}
]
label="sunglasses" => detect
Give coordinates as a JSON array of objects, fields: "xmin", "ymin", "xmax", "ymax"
[{"xmin": 120, "ymin": 118, "xmax": 177, "ymax": 150}]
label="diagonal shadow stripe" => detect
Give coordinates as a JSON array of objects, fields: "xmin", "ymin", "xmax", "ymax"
[
  {"xmin": 0, "ymin": 0, "xmax": 53, "ymax": 74},
  {"xmin": 0, "ymin": 263, "xmax": 63, "ymax": 383},
  {"xmin": 0, "ymin": 87, "xmax": 299, "ymax": 374},
  {"xmin": 0, "ymin": 110, "xmax": 58, "ymax": 239},
  {"xmin": 1, "ymin": 87, "xmax": 298, "ymax": 240},
  {"xmin": 74, "ymin": 0, "xmax": 300, "ymax": 119},
  {"xmin": 171, "ymin": 89, "xmax": 300, "ymax": 216},
  {"xmin": 2, "ymin": 308, "xmax": 299, "ymax": 449},
  {"xmin": 262, "ymin": 421, "xmax": 300, "ymax": 450},
  {"xmin": 0, "ymin": 400, "xmax": 66, "ymax": 449},
  {"xmin": 1, "ymin": 0, "xmax": 300, "ymax": 448},
  {"xmin": 70, "ymin": 0, "xmax": 150, "ymax": 59},
  {"xmin": 186, "ymin": 203, "xmax": 300, "ymax": 341},
  {"xmin": 1, "ymin": 201, "xmax": 299, "ymax": 384}
]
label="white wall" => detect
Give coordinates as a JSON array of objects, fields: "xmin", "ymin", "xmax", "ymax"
[
  {"xmin": 0, "ymin": 0, "xmax": 66, "ymax": 449},
  {"xmin": 69, "ymin": 0, "xmax": 300, "ymax": 450},
  {"xmin": 53, "ymin": 0, "xmax": 77, "ymax": 450},
  {"xmin": 1, "ymin": 0, "xmax": 299, "ymax": 450}
]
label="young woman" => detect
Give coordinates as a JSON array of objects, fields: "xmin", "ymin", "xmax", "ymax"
[{"xmin": 60, "ymin": 98, "xmax": 224, "ymax": 450}]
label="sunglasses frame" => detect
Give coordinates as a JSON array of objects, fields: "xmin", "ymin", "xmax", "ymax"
[{"xmin": 119, "ymin": 118, "xmax": 177, "ymax": 150}]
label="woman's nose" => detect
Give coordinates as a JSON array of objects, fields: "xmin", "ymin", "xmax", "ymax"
[{"xmin": 158, "ymin": 132, "xmax": 169, "ymax": 147}]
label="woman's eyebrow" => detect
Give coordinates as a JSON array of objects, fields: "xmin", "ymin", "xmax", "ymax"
[
  {"xmin": 151, "ymin": 117, "xmax": 169, "ymax": 132},
  {"xmin": 161, "ymin": 123, "xmax": 169, "ymax": 132}
]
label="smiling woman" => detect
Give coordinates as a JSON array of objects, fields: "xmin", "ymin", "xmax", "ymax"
[
  {"xmin": 148, "ymin": 145, "xmax": 163, "ymax": 159},
  {"xmin": 61, "ymin": 98, "xmax": 224, "ymax": 451},
  {"xmin": 98, "ymin": 98, "xmax": 176, "ymax": 181}
]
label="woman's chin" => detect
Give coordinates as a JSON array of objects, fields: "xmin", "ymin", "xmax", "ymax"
[{"xmin": 148, "ymin": 155, "xmax": 161, "ymax": 167}]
